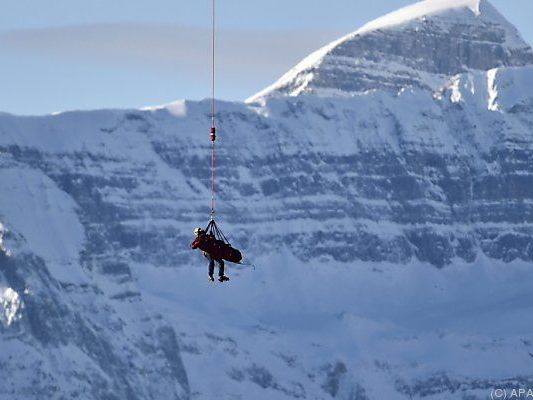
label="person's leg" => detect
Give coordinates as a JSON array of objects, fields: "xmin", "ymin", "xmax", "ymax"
[
  {"xmin": 218, "ymin": 259, "xmax": 225, "ymax": 277},
  {"xmin": 208, "ymin": 256, "xmax": 215, "ymax": 278}
]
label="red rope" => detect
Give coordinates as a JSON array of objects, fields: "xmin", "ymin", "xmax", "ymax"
[
  {"xmin": 211, "ymin": 138, "xmax": 215, "ymax": 215},
  {"xmin": 211, "ymin": 0, "xmax": 216, "ymax": 129},
  {"xmin": 210, "ymin": 0, "xmax": 216, "ymax": 217}
]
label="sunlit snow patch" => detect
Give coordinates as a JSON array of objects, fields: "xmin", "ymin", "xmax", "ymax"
[
  {"xmin": 0, "ymin": 287, "xmax": 23, "ymax": 327},
  {"xmin": 0, "ymin": 222, "xmax": 8, "ymax": 256},
  {"xmin": 487, "ymin": 68, "xmax": 500, "ymax": 111},
  {"xmin": 449, "ymin": 76, "xmax": 463, "ymax": 104}
]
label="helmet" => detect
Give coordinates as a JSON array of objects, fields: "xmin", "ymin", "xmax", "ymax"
[{"xmin": 193, "ymin": 227, "xmax": 203, "ymax": 235}]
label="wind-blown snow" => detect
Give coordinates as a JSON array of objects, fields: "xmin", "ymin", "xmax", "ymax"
[{"xmin": 355, "ymin": 0, "xmax": 481, "ymax": 35}]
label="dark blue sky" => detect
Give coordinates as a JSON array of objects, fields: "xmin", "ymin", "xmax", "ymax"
[{"xmin": 1, "ymin": 0, "xmax": 531, "ymax": 115}]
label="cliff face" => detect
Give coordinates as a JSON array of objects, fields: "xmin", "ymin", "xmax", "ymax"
[
  {"xmin": 0, "ymin": 123, "xmax": 190, "ymax": 398},
  {"xmin": 1, "ymin": 0, "xmax": 533, "ymax": 399}
]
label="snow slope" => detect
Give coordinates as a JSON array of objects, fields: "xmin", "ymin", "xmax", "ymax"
[{"xmin": 1, "ymin": 0, "xmax": 533, "ymax": 399}]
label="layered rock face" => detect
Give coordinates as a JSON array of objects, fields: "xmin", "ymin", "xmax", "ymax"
[
  {"xmin": 1, "ymin": 0, "xmax": 533, "ymax": 399},
  {"xmin": 240, "ymin": 0, "xmax": 533, "ymax": 267}
]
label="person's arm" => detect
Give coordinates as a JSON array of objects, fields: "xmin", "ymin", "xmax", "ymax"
[{"xmin": 191, "ymin": 236, "xmax": 201, "ymax": 249}]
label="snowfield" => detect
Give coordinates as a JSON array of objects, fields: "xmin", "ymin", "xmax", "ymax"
[{"xmin": 137, "ymin": 252, "xmax": 533, "ymax": 399}]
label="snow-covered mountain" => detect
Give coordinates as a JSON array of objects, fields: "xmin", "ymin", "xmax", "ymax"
[
  {"xmin": 2, "ymin": 0, "xmax": 533, "ymax": 399},
  {"xmin": 249, "ymin": 0, "xmax": 533, "ymax": 100}
]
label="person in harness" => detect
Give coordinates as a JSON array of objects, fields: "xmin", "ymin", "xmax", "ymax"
[{"xmin": 192, "ymin": 227, "xmax": 230, "ymax": 282}]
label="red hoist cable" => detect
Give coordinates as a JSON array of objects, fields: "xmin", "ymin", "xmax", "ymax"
[
  {"xmin": 190, "ymin": 0, "xmax": 248, "ymax": 268},
  {"xmin": 199, "ymin": 0, "xmax": 247, "ymax": 266},
  {"xmin": 209, "ymin": 0, "xmax": 217, "ymax": 219}
]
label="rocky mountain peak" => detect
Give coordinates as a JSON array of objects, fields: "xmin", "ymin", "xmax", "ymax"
[{"xmin": 248, "ymin": 0, "xmax": 533, "ymax": 101}]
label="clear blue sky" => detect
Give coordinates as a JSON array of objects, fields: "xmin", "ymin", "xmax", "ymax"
[{"xmin": 0, "ymin": 0, "xmax": 531, "ymax": 115}]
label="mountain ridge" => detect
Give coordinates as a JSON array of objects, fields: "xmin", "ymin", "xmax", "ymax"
[{"xmin": 247, "ymin": 0, "xmax": 533, "ymax": 102}]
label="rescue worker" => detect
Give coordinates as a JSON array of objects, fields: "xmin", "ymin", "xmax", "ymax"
[{"xmin": 192, "ymin": 227, "xmax": 230, "ymax": 282}]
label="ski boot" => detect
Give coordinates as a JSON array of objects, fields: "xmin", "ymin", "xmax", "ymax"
[
  {"xmin": 208, "ymin": 275, "xmax": 215, "ymax": 282},
  {"xmin": 218, "ymin": 276, "xmax": 230, "ymax": 282}
]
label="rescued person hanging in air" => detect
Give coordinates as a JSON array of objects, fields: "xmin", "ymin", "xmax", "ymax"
[
  {"xmin": 189, "ymin": 0, "xmax": 244, "ymax": 281},
  {"xmin": 191, "ymin": 224, "xmax": 242, "ymax": 282}
]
